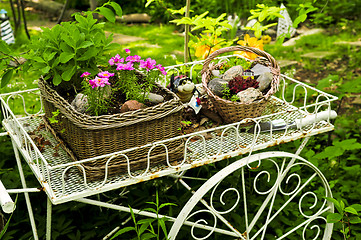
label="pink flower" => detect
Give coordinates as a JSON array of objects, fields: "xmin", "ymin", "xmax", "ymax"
[
  {"xmin": 98, "ymin": 71, "xmax": 115, "ymax": 78},
  {"xmin": 81, "ymin": 72, "xmax": 91, "ymax": 78},
  {"xmin": 89, "ymin": 77, "xmax": 110, "ymax": 88},
  {"xmin": 125, "ymin": 49, "xmax": 130, "ymax": 54},
  {"xmin": 126, "ymin": 55, "xmax": 141, "ymax": 63},
  {"xmin": 108, "ymin": 54, "xmax": 124, "ymax": 65},
  {"xmin": 140, "ymin": 58, "xmax": 156, "ymax": 71},
  {"xmin": 156, "ymin": 64, "xmax": 167, "ymax": 75},
  {"xmin": 116, "ymin": 62, "xmax": 134, "ymax": 71}
]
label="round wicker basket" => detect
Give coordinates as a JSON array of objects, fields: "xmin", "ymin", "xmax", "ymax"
[{"xmin": 201, "ymin": 46, "xmax": 280, "ymax": 123}]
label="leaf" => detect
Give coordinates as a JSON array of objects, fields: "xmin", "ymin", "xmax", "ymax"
[
  {"xmin": 109, "ymin": 226, "xmax": 135, "ymax": 240},
  {"xmin": 159, "ymin": 203, "xmax": 177, "ymax": 209},
  {"xmin": 350, "ymin": 217, "xmax": 361, "ymax": 224},
  {"xmin": 0, "ymin": 40, "xmax": 11, "ymax": 54},
  {"xmin": 145, "ymin": 0, "xmax": 155, "ymax": 8},
  {"xmin": 324, "ymin": 197, "xmax": 343, "ymax": 213},
  {"xmin": 327, "ymin": 213, "xmax": 342, "ymax": 223},
  {"xmin": 59, "ymin": 52, "xmax": 75, "ymax": 63},
  {"xmin": 78, "ymin": 41, "xmax": 94, "ymax": 49},
  {"xmin": 44, "ymin": 52, "xmax": 57, "ymax": 62},
  {"xmin": 77, "ymin": 47, "xmax": 97, "ymax": 61},
  {"xmin": 345, "ymin": 207, "xmax": 358, "ymax": 215},
  {"xmin": 142, "ymin": 208, "xmax": 157, "ymax": 214},
  {"xmin": 138, "ymin": 222, "xmax": 149, "ymax": 235},
  {"xmin": 42, "ymin": 65, "xmax": 51, "ymax": 74},
  {"xmin": 109, "ymin": 1, "xmax": 122, "ymax": 17},
  {"xmin": 159, "ymin": 219, "xmax": 168, "ymax": 238},
  {"xmin": 61, "ymin": 66, "xmax": 76, "ymax": 82},
  {"xmin": 1, "ymin": 69, "xmax": 13, "ymax": 88},
  {"xmin": 350, "ymin": 204, "xmax": 361, "ymax": 212},
  {"xmin": 74, "ymin": 13, "xmax": 87, "ymax": 26},
  {"xmin": 140, "ymin": 233, "xmax": 156, "ymax": 240},
  {"xmin": 98, "ymin": 6, "xmax": 116, "ymax": 23}
]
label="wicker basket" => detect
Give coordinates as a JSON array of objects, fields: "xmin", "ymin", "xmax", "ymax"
[
  {"xmin": 201, "ymin": 46, "xmax": 280, "ymax": 123},
  {"xmin": 38, "ymin": 77, "xmax": 184, "ymax": 180}
]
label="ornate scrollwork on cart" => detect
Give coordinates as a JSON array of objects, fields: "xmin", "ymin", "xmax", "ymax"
[{"xmin": 168, "ymin": 152, "xmax": 334, "ymax": 240}]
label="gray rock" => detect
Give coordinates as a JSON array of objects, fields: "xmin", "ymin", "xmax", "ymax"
[
  {"xmin": 71, "ymin": 93, "xmax": 88, "ymax": 113},
  {"xmin": 237, "ymin": 88, "xmax": 263, "ymax": 104},
  {"xmin": 251, "ymin": 63, "xmax": 271, "ymax": 77},
  {"xmin": 143, "ymin": 92, "xmax": 164, "ymax": 104},
  {"xmin": 208, "ymin": 78, "xmax": 229, "ymax": 97},
  {"xmin": 222, "ymin": 65, "xmax": 243, "ymax": 81},
  {"xmin": 257, "ymin": 72, "xmax": 273, "ymax": 92}
]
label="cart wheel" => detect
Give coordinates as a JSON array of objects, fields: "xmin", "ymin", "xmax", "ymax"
[{"xmin": 169, "ymin": 151, "xmax": 334, "ymax": 240}]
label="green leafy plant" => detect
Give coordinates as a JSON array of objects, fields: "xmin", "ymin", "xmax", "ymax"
[
  {"xmin": 22, "ymin": 1, "xmax": 122, "ymax": 91},
  {"xmin": 0, "ymin": 41, "xmax": 25, "ymax": 88},
  {"xmin": 245, "ymin": 4, "xmax": 283, "ymax": 38},
  {"xmin": 110, "ymin": 191, "xmax": 176, "ymax": 240},
  {"xmin": 325, "ymin": 197, "xmax": 361, "ymax": 239},
  {"xmin": 48, "ymin": 110, "xmax": 60, "ymax": 124},
  {"xmin": 171, "ymin": 11, "xmax": 233, "ymax": 59}
]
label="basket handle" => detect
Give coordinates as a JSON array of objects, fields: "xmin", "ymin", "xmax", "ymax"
[{"xmin": 200, "ymin": 45, "xmax": 280, "ymax": 75}]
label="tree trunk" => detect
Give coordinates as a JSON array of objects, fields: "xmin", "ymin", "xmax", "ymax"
[
  {"xmin": 89, "ymin": 0, "xmax": 98, "ymax": 19},
  {"xmin": 184, "ymin": 0, "xmax": 191, "ymax": 63}
]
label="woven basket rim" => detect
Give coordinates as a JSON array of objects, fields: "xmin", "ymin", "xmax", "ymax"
[{"xmin": 39, "ymin": 77, "xmax": 184, "ymax": 130}]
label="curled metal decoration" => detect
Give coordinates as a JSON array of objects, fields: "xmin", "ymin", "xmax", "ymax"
[
  {"xmin": 184, "ymin": 134, "xmax": 207, "ymax": 164},
  {"xmin": 218, "ymin": 126, "xmax": 239, "ymax": 155},
  {"xmin": 168, "ymin": 152, "xmax": 334, "ymax": 240},
  {"xmin": 186, "ymin": 209, "xmax": 218, "ymax": 240},
  {"xmin": 299, "ymin": 192, "xmax": 323, "ymax": 218},
  {"xmin": 210, "ymin": 181, "xmax": 240, "ymax": 215},
  {"xmin": 302, "ymin": 216, "xmax": 327, "ymax": 240},
  {"xmin": 278, "ymin": 172, "xmax": 302, "ymax": 196},
  {"xmin": 6, "ymin": 92, "xmax": 43, "ymax": 116},
  {"xmin": 253, "ymin": 159, "xmax": 280, "ymax": 195}
]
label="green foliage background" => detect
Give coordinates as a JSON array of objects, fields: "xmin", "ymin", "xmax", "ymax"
[{"xmin": 1, "ymin": 0, "xmax": 361, "ymax": 239}]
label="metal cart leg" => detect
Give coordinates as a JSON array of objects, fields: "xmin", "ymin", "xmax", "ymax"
[
  {"xmin": 12, "ymin": 139, "xmax": 39, "ymax": 240},
  {"xmin": 46, "ymin": 198, "xmax": 52, "ymax": 240}
]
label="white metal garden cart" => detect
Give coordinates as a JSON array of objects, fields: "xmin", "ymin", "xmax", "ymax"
[{"xmin": 0, "ymin": 55, "xmax": 338, "ymax": 240}]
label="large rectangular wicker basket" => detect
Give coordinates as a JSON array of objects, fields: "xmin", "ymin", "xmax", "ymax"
[
  {"xmin": 201, "ymin": 46, "xmax": 280, "ymax": 123},
  {"xmin": 38, "ymin": 77, "xmax": 184, "ymax": 181}
]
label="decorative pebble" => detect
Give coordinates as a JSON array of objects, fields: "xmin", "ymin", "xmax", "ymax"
[
  {"xmin": 257, "ymin": 72, "xmax": 273, "ymax": 92},
  {"xmin": 211, "ymin": 70, "xmax": 222, "ymax": 78},
  {"xmin": 120, "ymin": 100, "xmax": 145, "ymax": 113},
  {"xmin": 236, "ymin": 87, "xmax": 263, "ymax": 104},
  {"xmin": 208, "ymin": 78, "xmax": 229, "ymax": 97},
  {"xmin": 143, "ymin": 92, "xmax": 164, "ymax": 104},
  {"xmin": 71, "ymin": 93, "xmax": 88, "ymax": 113},
  {"xmin": 222, "ymin": 65, "xmax": 244, "ymax": 81}
]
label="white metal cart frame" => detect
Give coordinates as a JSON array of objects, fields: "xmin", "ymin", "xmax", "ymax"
[{"xmin": 0, "ymin": 56, "xmax": 338, "ymax": 239}]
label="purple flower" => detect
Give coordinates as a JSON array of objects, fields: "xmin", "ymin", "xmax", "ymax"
[
  {"xmin": 139, "ymin": 58, "xmax": 156, "ymax": 71},
  {"xmin": 81, "ymin": 72, "xmax": 91, "ymax": 78},
  {"xmin": 125, "ymin": 49, "xmax": 130, "ymax": 54},
  {"xmin": 89, "ymin": 77, "xmax": 111, "ymax": 88},
  {"xmin": 98, "ymin": 71, "xmax": 115, "ymax": 78},
  {"xmin": 126, "ymin": 55, "xmax": 141, "ymax": 63}
]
